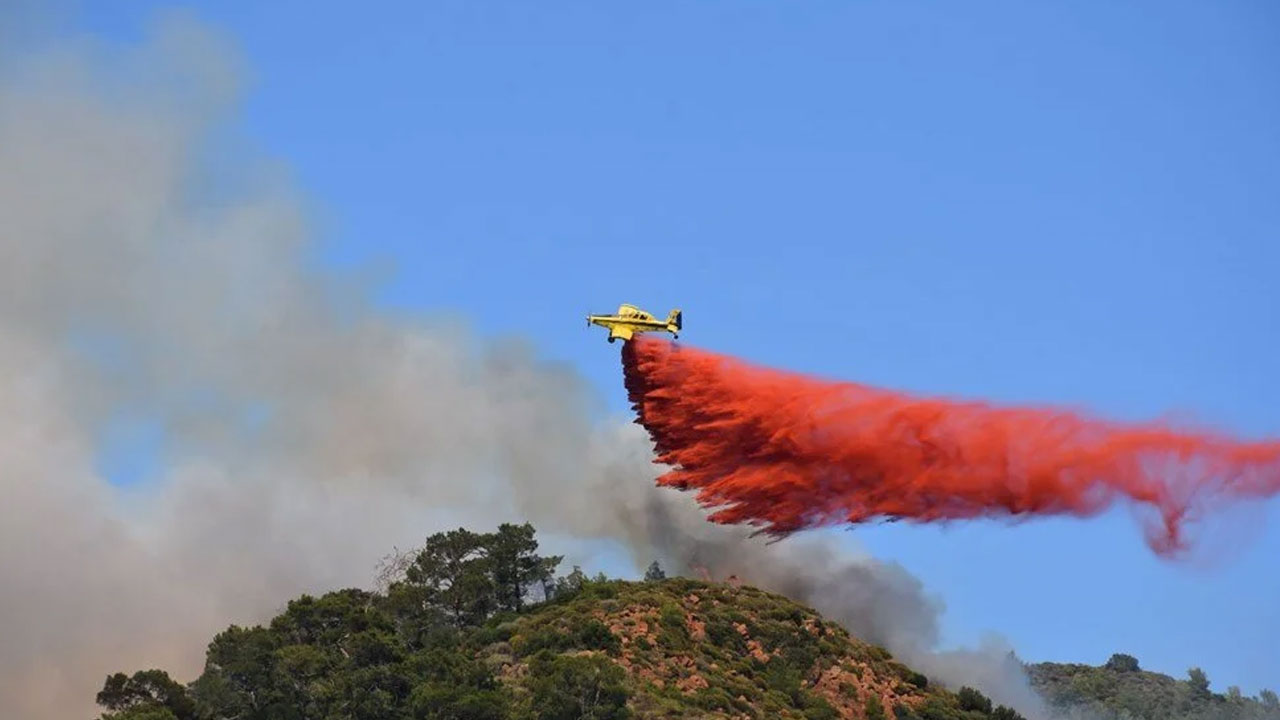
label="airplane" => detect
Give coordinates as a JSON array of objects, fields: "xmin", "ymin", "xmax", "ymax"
[{"xmin": 586, "ymin": 303, "xmax": 682, "ymax": 343}]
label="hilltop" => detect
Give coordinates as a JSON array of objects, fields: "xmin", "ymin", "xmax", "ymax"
[
  {"xmin": 91, "ymin": 523, "xmax": 1278, "ymax": 720},
  {"xmin": 92, "ymin": 524, "xmax": 1024, "ymax": 720},
  {"xmin": 488, "ymin": 576, "xmax": 1016, "ymax": 719},
  {"xmin": 1027, "ymin": 656, "xmax": 1280, "ymax": 720}
]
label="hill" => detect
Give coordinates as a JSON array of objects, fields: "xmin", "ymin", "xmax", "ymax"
[
  {"xmin": 1027, "ymin": 656, "xmax": 1280, "ymax": 720},
  {"xmin": 92, "ymin": 524, "xmax": 1024, "ymax": 720},
  {"xmin": 489, "ymin": 576, "xmax": 1013, "ymax": 719}
]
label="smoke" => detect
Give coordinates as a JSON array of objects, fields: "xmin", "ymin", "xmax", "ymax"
[
  {"xmin": 0, "ymin": 16, "xmax": 1040, "ymax": 719},
  {"xmin": 622, "ymin": 337, "xmax": 1280, "ymax": 556}
]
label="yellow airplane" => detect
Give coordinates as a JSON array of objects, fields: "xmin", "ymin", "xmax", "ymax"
[{"xmin": 587, "ymin": 304, "xmax": 682, "ymax": 343}]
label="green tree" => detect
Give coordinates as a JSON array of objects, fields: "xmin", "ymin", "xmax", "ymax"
[
  {"xmin": 406, "ymin": 645, "xmax": 511, "ymax": 719},
  {"xmin": 487, "ymin": 522, "xmax": 561, "ymax": 613},
  {"xmin": 1188, "ymin": 667, "xmax": 1211, "ymax": 700},
  {"xmin": 554, "ymin": 565, "xmax": 589, "ymax": 598},
  {"xmin": 99, "ymin": 708, "xmax": 180, "ymax": 720},
  {"xmin": 957, "ymin": 686, "xmax": 993, "ymax": 714},
  {"xmin": 1261, "ymin": 689, "xmax": 1279, "ymax": 708},
  {"xmin": 406, "ymin": 528, "xmax": 495, "ymax": 627},
  {"xmin": 96, "ymin": 669, "xmax": 195, "ymax": 720},
  {"xmin": 527, "ymin": 652, "xmax": 630, "ymax": 720},
  {"xmin": 643, "ymin": 561, "xmax": 666, "ymax": 581},
  {"xmin": 1105, "ymin": 653, "xmax": 1140, "ymax": 672},
  {"xmin": 864, "ymin": 695, "xmax": 887, "ymax": 720},
  {"xmin": 190, "ymin": 625, "xmax": 283, "ymax": 719},
  {"xmin": 270, "ymin": 589, "xmax": 391, "ymax": 647},
  {"xmin": 409, "ymin": 684, "xmax": 509, "ymax": 720},
  {"xmin": 991, "ymin": 706, "xmax": 1026, "ymax": 720}
]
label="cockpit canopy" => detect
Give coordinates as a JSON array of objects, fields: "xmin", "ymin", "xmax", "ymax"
[{"xmin": 617, "ymin": 304, "xmax": 654, "ymax": 320}]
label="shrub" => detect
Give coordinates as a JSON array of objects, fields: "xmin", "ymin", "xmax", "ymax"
[
  {"xmin": 991, "ymin": 705, "xmax": 1026, "ymax": 720},
  {"xmin": 1104, "ymin": 653, "xmax": 1140, "ymax": 673},
  {"xmin": 957, "ymin": 687, "xmax": 993, "ymax": 714},
  {"xmin": 512, "ymin": 627, "xmax": 567, "ymax": 657},
  {"xmin": 527, "ymin": 652, "xmax": 630, "ymax": 720},
  {"xmin": 575, "ymin": 620, "xmax": 621, "ymax": 654},
  {"xmin": 893, "ymin": 703, "xmax": 919, "ymax": 719}
]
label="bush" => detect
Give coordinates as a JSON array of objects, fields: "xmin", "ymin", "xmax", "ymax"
[
  {"xmin": 408, "ymin": 684, "xmax": 509, "ymax": 720},
  {"xmin": 1105, "ymin": 653, "xmax": 1140, "ymax": 673},
  {"xmin": 802, "ymin": 696, "xmax": 840, "ymax": 720},
  {"xmin": 917, "ymin": 698, "xmax": 956, "ymax": 720},
  {"xmin": 657, "ymin": 604, "xmax": 689, "ymax": 650},
  {"xmin": 991, "ymin": 706, "xmax": 1026, "ymax": 720},
  {"xmin": 470, "ymin": 622, "xmax": 516, "ymax": 646},
  {"xmin": 512, "ymin": 627, "xmax": 567, "ymax": 657},
  {"xmin": 527, "ymin": 652, "xmax": 630, "ymax": 720},
  {"xmin": 893, "ymin": 703, "xmax": 919, "ymax": 719},
  {"xmin": 869, "ymin": 645, "xmax": 893, "ymax": 661},
  {"xmin": 957, "ymin": 687, "xmax": 993, "ymax": 714},
  {"xmin": 575, "ymin": 620, "xmax": 621, "ymax": 654}
]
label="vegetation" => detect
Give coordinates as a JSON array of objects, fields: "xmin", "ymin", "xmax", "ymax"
[
  {"xmin": 1028, "ymin": 657, "xmax": 1280, "ymax": 720},
  {"xmin": 92, "ymin": 522, "xmax": 1274, "ymax": 720},
  {"xmin": 93, "ymin": 522, "xmax": 1043, "ymax": 720}
]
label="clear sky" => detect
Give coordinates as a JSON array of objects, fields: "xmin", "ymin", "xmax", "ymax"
[{"xmin": 63, "ymin": 0, "xmax": 1279, "ymax": 696}]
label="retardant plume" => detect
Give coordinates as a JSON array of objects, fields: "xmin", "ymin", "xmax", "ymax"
[{"xmin": 623, "ymin": 337, "xmax": 1280, "ymax": 555}]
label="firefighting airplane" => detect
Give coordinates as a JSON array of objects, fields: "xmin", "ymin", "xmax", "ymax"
[{"xmin": 587, "ymin": 304, "xmax": 682, "ymax": 343}]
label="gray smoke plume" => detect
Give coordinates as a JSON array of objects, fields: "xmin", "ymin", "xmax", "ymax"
[{"xmin": 0, "ymin": 15, "xmax": 1046, "ymax": 719}]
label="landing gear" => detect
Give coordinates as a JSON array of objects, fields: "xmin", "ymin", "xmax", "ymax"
[{"xmin": 608, "ymin": 336, "xmax": 616, "ymax": 343}]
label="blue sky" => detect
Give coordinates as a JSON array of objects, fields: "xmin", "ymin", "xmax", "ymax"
[{"xmin": 69, "ymin": 0, "xmax": 1278, "ymax": 695}]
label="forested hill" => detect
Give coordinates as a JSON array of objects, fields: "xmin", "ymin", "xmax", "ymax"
[
  {"xmin": 90, "ymin": 523, "xmax": 1276, "ymax": 720},
  {"xmin": 1027, "ymin": 655, "xmax": 1280, "ymax": 720},
  {"xmin": 92, "ymin": 523, "xmax": 1025, "ymax": 720}
]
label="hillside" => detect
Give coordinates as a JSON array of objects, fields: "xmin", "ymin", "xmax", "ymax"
[
  {"xmin": 489, "ymin": 576, "xmax": 1010, "ymax": 719},
  {"xmin": 1027, "ymin": 657, "xmax": 1280, "ymax": 720},
  {"xmin": 92, "ymin": 525, "xmax": 1024, "ymax": 720},
  {"xmin": 92, "ymin": 523, "xmax": 1277, "ymax": 720}
]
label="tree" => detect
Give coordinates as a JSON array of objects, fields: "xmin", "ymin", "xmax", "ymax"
[
  {"xmin": 406, "ymin": 647, "xmax": 511, "ymax": 720},
  {"xmin": 96, "ymin": 670, "xmax": 195, "ymax": 720},
  {"xmin": 864, "ymin": 695, "xmax": 886, "ymax": 720},
  {"xmin": 100, "ymin": 708, "xmax": 181, "ymax": 720},
  {"xmin": 643, "ymin": 561, "xmax": 666, "ymax": 581},
  {"xmin": 991, "ymin": 706, "xmax": 1026, "ymax": 720},
  {"xmin": 190, "ymin": 625, "xmax": 285, "ymax": 719},
  {"xmin": 957, "ymin": 687, "xmax": 993, "ymax": 714},
  {"xmin": 1261, "ymin": 689, "xmax": 1279, "ymax": 708},
  {"xmin": 554, "ymin": 566, "xmax": 589, "ymax": 598},
  {"xmin": 527, "ymin": 652, "xmax": 630, "ymax": 720},
  {"xmin": 1105, "ymin": 653, "xmax": 1140, "ymax": 672},
  {"xmin": 1188, "ymin": 667, "xmax": 1211, "ymax": 700},
  {"xmin": 487, "ymin": 522, "xmax": 562, "ymax": 613},
  {"xmin": 405, "ymin": 528, "xmax": 495, "ymax": 627}
]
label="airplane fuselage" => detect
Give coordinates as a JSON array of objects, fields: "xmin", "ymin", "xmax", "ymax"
[{"xmin": 587, "ymin": 304, "xmax": 681, "ymax": 343}]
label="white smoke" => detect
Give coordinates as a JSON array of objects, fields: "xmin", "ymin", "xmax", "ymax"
[{"xmin": 0, "ymin": 15, "xmax": 1046, "ymax": 719}]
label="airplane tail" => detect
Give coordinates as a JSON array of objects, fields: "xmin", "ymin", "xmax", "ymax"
[{"xmin": 666, "ymin": 309, "xmax": 682, "ymax": 334}]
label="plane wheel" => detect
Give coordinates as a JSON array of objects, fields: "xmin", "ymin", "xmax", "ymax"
[{"xmin": 608, "ymin": 336, "xmax": 616, "ymax": 343}]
